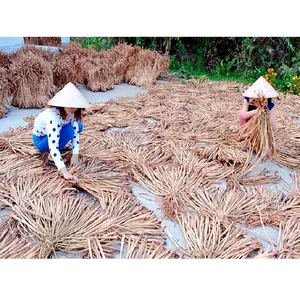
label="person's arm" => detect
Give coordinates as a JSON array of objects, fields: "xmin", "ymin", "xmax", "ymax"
[
  {"xmin": 45, "ymin": 114, "xmax": 65, "ymax": 170},
  {"xmin": 240, "ymin": 99, "xmax": 258, "ymax": 119},
  {"xmin": 45, "ymin": 113, "xmax": 78, "ymax": 181},
  {"xmin": 70, "ymin": 120, "xmax": 80, "ymax": 166}
]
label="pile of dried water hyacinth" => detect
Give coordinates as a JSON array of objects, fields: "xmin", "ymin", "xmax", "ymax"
[
  {"xmin": 0, "ymin": 42, "xmax": 169, "ymax": 115},
  {"xmin": 1, "ymin": 78, "xmax": 300, "ymax": 259}
]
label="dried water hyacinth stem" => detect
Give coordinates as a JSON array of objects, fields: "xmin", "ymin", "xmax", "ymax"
[
  {"xmin": 225, "ymin": 151, "xmax": 280, "ymax": 188},
  {"xmin": 167, "ymin": 142, "xmax": 234, "ymax": 180},
  {"xmin": 254, "ymin": 251, "xmax": 279, "ymax": 259},
  {"xmin": 0, "ymin": 173, "xmax": 73, "ymax": 208},
  {"xmin": 180, "ymin": 188, "xmax": 261, "ymax": 227},
  {"xmin": 81, "ymin": 191, "xmax": 167, "ymax": 258},
  {"xmin": 70, "ymin": 161, "xmax": 130, "ymax": 196},
  {"xmin": 97, "ymin": 191, "xmax": 165, "ymax": 241},
  {"xmin": 196, "ymin": 143, "xmax": 248, "ymax": 165},
  {"xmin": 104, "ymin": 129, "xmax": 159, "ymax": 149},
  {"xmin": 178, "ymin": 214, "xmax": 261, "ymax": 259},
  {"xmin": 103, "ymin": 135, "xmax": 172, "ymax": 173},
  {"xmin": 271, "ymin": 150, "xmax": 300, "ymax": 169},
  {"xmin": 11, "ymin": 192, "xmax": 117, "ymax": 258},
  {"xmin": 0, "ymin": 220, "xmax": 40, "ymax": 259},
  {"xmin": 118, "ymin": 235, "xmax": 177, "ymax": 259},
  {"xmin": 80, "ymin": 145, "xmax": 120, "ymax": 164},
  {"xmin": 132, "ymin": 164, "xmax": 208, "ymax": 219},
  {"xmin": 240, "ymin": 187, "xmax": 300, "ymax": 227},
  {"xmin": 0, "ymin": 151, "xmax": 46, "ymax": 178},
  {"xmin": 276, "ymin": 217, "xmax": 300, "ymax": 258},
  {"xmin": 83, "ymin": 237, "xmax": 117, "ymax": 259},
  {"xmin": 0, "ymin": 126, "xmax": 39, "ymax": 156},
  {"xmin": 290, "ymin": 172, "xmax": 300, "ymax": 196}
]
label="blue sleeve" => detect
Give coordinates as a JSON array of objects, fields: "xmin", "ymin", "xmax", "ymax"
[
  {"xmin": 244, "ymin": 97, "xmax": 250, "ymax": 102},
  {"xmin": 267, "ymin": 98, "xmax": 275, "ymax": 111}
]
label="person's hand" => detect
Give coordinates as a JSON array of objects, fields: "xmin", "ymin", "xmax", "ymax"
[
  {"xmin": 70, "ymin": 154, "xmax": 79, "ymax": 166},
  {"xmin": 60, "ymin": 167, "xmax": 78, "ymax": 182},
  {"xmin": 255, "ymin": 109, "xmax": 262, "ymax": 117}
]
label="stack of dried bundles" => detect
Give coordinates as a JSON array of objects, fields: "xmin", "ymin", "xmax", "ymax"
[
  {"xmin": 0, "ymin": 51, "xmax": 13, "ymax": 117},
  {"xmin": 13, "ymin": 45, "xmax": 57, "ymax": 66},
  {"xmin": 109, "ymin": 43, "xmax": 139, "ymax": 85},
  {"xmin": 53, "ymin": 53, "xmax": 76, "ymax": 88},
  {"xmin": 0, "ymin": 69, "xmax": 11, "ymax": 118},
  {"xmin": 24, "ymin": 37, "xmax": 62, "ymax": 47},
  {"xmin": 123, "ymin": 45, "xmax": 142, "ymax": 84},
  {"xmin": 9, "ymin": 52, "xmax": 56, "ymax": 108},
  {"xmin": 127, "ymin": 48, "xmax": 169, "ymax": 88},
  {"xmin": 82, "ymin": 51, "xmax": 115, "ymax": 92},
  {"xmin": 0, "ymin": 50, "xmax": 12, "ymax": 70},
  {"xmin": 61, "ymin": 41, "xmax": 87, "ymax": 58},
  {"xmin": 53, "ymin": 42, "xmax": 87, "ymax": 88},
  {"xmin": 236, "ymin": 77, "xmax": 278, "ymax": 158}
]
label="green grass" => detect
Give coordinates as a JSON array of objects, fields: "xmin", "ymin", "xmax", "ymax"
[{"xmin": 168, "ymin": 69, "xmax": 256, "ymax": 85}]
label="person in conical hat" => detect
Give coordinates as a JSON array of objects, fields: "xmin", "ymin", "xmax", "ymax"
[
  {"xmin": 238, "ymin": 76, "xmax": 278, "ymax": 128},
  {"xmin": 32, "ymin": 82, "xmax": 90, "ymax": 181}
]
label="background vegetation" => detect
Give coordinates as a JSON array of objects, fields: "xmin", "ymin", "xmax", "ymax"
[{"xmin": 71, "ymin": 37, "xmax": 300, "ymax": 95}]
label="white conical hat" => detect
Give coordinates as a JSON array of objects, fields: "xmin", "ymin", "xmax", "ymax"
[
  {"xmin": 242, "ymin": 76, "xmax": 279, "ymax": 98},
  {"xmin": 48, "ymin": 82, "xmax": 91, "ymax": 108}
]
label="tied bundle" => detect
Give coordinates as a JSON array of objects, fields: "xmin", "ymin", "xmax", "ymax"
[
  {"xmin": 10, "ymin": 52, "xmax": 56, "ymax": 108},
  {"xmin": 0, "ymin": 67, "xmax": 11, "ymax": 118},
  {"xmin": 236, "ymin": 96, "xmax": 276, "ymax": 158}
]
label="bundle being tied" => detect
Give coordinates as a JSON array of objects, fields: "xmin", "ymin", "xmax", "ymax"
[
  {"xmin": 237, "ymin": 95, "xmax": 276, "ymax": 157},
  {"xmin": 235, "ymin": 76, "xmax": 279, "ymax": 158}
]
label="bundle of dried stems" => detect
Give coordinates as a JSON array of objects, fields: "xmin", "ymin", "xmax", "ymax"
[
  {"xmin": 0, "ymin": 67, "xmax": 11, "ymax": 118},
  {"xmin": 11, "ymin": 192, "xmax": 113, "ymax": 258},
  {"xmin": 0, "ymin": 173, "xmax": 72, "ymax": 209},
  {"xmin": 0, "ymin": 220, "xmax": 40, "ymax": 259},
  {"xmin": 132, "ymin": 164, "xmax": 208, "ymax": 219},
  {"xmin": 276, "ymin": 217, "xmax": 300, "ymax": 258},
  {"xmin": 0, "ymin": 150, "xmax": 46, "ymax": 178},
  {"xmin": 235, "ymin": 96, "xmax": 276, "ymax": 158},
  {"xmin": 82, "ymin": 191, "xmax": 167, "ymax": 258},
  {"xmin": 10, "ymin": 52, "xmax": 56, "ymax": 108},
  {"xmin": 53, "ymin": 54, "xmax": 76, "ymax": 88},
  {"xmin": 118, "ymin": 235, "xmax": 177, "ymax": 259},
  {"xmin": 0, "ymin": 126, "xmax": 39, "ymax": 156},
  {"xmin": 70, "ymin": 160, "xmax": 130, "ymax": 197},
  {"xmin": 178, "ymin": 214, "xmax": 261, "ymax": 258}
]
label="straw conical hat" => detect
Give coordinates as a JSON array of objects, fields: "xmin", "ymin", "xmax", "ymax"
[
  {"xmin": 48, "ymin": 82, "xmax": 91, "ymax": 108},
  {"xmin": 242, "ymin": 76, "xmax": 279, "ymax": 98}
]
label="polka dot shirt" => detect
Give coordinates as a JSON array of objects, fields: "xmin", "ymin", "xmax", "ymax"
[{"xmin": 33, "ymin": 108, "xmax": 80, "ymax": 170}]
